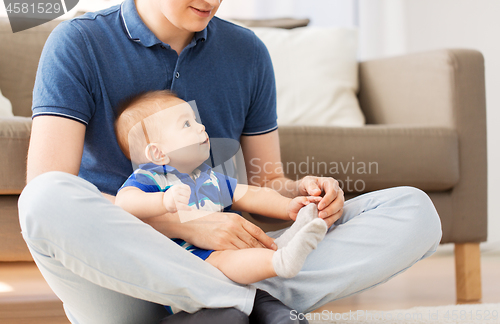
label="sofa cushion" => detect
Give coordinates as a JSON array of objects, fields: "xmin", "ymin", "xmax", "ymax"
[
  {"xmin": 0, "ymin": 117, "xmax": 31, "ymax": 194},
  {"xmin": 278, "ymin": 125, "xmax": 459, "ymax": 193},
  {"xmin": 0, "ymin": 195, "xmax": 32, "ymax": 261},
  {"xmin": 251, "ymin": 26, "xmax": 365, "ymax": 127},
  {"xmin": 0, "ymin": 18, "xmax": 62, "ymax": 117}
]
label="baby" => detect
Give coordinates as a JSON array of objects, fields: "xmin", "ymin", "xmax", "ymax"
[{"xmin": 114, "ymin": 90, "xmax": 328, "ymax": 286}]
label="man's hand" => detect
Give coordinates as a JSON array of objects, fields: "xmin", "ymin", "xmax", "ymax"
[
  {"xmin": 298, "ymin": 176, "xmax": 345, "ymax": 227},
  {"xmin": 287, "ymin": 196, "xmax": 322, "ymax": 221},
  {"xmin": 183, "ymin": 212, "xmax": 277, "ymax": 251},
  {"xmin": 163, "ymin": 184, "xmax": 192, "ymax": 213}
]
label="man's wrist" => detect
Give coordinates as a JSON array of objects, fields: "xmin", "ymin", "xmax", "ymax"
[
  {"xmin": 143, "ymin": 213, "xmax": 182, "ymax": 239},
  {"xmin": 290, "ymin": 179, "xmax": 301, "ymax": 197},
  {"xmin": 283, "ymin": 178, "xmax": 301, "ymax": 198},
  {"xmin": 282, "ymin": 197, "xmax": 293, "ymax": 220}
]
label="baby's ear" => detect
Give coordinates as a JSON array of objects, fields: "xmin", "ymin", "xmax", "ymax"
[{"xmin": 145, "ymin": 143, "xmax": 170, "ymax": 165}]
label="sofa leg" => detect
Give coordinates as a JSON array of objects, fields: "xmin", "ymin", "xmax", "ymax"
[{"xmin": 454, "ymin": 243, "xmax": 482, "ymax": 304}]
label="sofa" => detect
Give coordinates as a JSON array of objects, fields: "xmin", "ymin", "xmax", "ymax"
[{"xmin": 0, "ymin": 17, "xmax": 487, "ymax": 304}]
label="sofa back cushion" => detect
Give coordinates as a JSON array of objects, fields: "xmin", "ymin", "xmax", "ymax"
[
  {"xmin": 251, "ymin": 26, "xmax": 365, "ymax": 127},
  {"xmin": 0, "ymin": 18, "xmax": 62, "ymax": 117}
]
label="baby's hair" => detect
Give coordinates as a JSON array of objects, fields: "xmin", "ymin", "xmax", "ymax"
[{"xmin": 114, "ymin": 90, "xmax": 180, "ymax": 161}]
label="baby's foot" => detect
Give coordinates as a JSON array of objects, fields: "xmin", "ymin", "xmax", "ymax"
[
  {"xmin": 274, "ymin": 203, "xmax": 319, "ymax": 249},
  {"xmin": 272, "ymin": 218, "xmax": 328, "ymax": 278}
]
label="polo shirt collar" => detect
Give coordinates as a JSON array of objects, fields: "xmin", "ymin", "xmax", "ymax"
[{"xmin": 120, "ymin": 0, "xmax": 208, "ymax": 48}]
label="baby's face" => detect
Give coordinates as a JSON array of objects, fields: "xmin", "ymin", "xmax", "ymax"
[{"xmin": 154, "ymin": 100, "xmax": 210, "ymax": 168}]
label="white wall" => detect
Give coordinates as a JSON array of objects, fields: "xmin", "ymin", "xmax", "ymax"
[
  {"xmin": 216, "ymin": 0, "xmax": 358, "ymax": 28},
  {"xmin": 358, "ymin": 0, "xmax": 408, "ymax": 60}
]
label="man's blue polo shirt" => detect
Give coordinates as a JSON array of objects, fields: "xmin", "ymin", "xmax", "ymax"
[{"xmin": 32, "ymin": 0, "xmax": 277, "ymax": 195}]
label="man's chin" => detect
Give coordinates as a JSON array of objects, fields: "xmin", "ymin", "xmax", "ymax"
[{"xmin": 185, "ymin": 18, "xmax": 213, "ymax": 32}]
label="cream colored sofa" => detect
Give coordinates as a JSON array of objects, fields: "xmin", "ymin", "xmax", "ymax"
[{"xmin": 0, "ymin": 17, "xmax": 487, "ymax": 303}]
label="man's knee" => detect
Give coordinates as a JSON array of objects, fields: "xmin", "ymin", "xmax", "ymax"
[
  {"xmin": 18, "ymin": 171, "xmax": 93, "ymax": 240},
  {"xmin": 397, "ymin": 186, "xmax": 442, "ymax": 247}
]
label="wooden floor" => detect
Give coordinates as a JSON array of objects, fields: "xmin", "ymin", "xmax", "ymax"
[{"xmin": 0, "ymin": 247, "xmax": 499, "ymax": 323}]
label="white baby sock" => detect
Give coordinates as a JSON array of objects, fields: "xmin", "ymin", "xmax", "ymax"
[
  {"xmin": 274, "ymin": 203, "xmax": 319, "ymax": 249},
  {"xmin": 272, "ymin": 218, "xmax": 328, "ymax": 278}
]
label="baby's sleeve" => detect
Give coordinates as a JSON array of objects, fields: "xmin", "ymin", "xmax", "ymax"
[{"xmin": 119, "ymin": 169, "xmax": 162, "ymax": 193}]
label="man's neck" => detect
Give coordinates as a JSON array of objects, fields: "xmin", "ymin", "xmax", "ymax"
[{"xmin": 135, "ymin": 0, "xmax": 194, "ymax": 55}]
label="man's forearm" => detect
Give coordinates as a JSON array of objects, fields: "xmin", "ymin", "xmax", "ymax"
[
  {"xmin": 142, "ymin": 213, "xmax": 185, "ymax": 239},
  {"xmin": 142, "ymin": 210, "xmax": 221, "ymax": 241}
]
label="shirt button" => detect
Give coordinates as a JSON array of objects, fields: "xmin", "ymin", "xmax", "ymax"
[
  {"xmin": 175, "ymin": 72, "xmax": 180, "ymax": 78},
  {"xmin": 200, "ymin": 200, "xmax": 205, "ymax": 207},
  {"xmin": 160, "ymin": 45, "xmax": 165, "ymax": 49}
]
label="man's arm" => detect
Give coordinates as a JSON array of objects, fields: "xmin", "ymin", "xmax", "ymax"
[
  {"xmin": 240, "ymin": 130, "xmax": 298, "ymax": 197},
  {"xmin": 26, "ymin": 115, "xmax": 118, "ymax": 203},
  {"xmin": 27, "ymin": 116, "xmax": 85, "ymax": 183},
  {"xmin": 240, "ymin": 130, "xmax": 345, "ymax": 227}
]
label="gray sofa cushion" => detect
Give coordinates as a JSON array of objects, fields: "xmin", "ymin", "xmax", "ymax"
[
  {"xmin": 0, "ymin": 117, "xmax": 31, "ymax": 193},
  {"xmin": 0, "ymin": 195, "xmax": 31, "ymax": 260},
  {"xmin": 0, "ymin": 119, "xmax": 460, "ymax": 195},
  {"xmin": 279, "ymin": 125, "xmax": 459, "ymax": 193},
  {"xmin": 0, "ymin": 18, "xmax": 62, "ymax": 117}
]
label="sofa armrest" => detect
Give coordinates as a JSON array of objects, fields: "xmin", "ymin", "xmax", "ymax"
[
  {"xmin": 0, "ymin": 117, "xmax": 31, "ymax": 194},
  {"xmin": 358, "ymin": 49, "xmax": 487, "ymax": 242}
]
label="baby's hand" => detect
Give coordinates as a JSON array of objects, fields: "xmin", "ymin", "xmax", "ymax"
[
  {"xmin": 287, "ymin": 196, "xmax": 322, "ymax": 221},
  {"xmin": 163, "ymin": 184, "xmax": 192, "ymax": 213}
]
